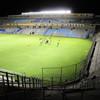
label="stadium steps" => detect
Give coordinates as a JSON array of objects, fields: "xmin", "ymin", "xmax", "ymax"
[{"xmin": 89, "ymin": 32, "xmax": 100, "ymax": 76}]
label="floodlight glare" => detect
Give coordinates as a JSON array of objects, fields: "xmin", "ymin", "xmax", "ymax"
[
  {"xmin": 40, "ymin": 10, "xmax": 71, "ymax": 14},
  {"xmin": 21, "ymin": 10, "xmax": 71, "ymax": 15}
]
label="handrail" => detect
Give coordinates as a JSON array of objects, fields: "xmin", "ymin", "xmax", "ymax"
[{"xmin": 0, "ymin": 69, "xmax": 42, "ymax": 89}]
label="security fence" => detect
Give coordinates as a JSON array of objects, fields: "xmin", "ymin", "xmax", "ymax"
[{"xmin": 41, "ymin": 59, "xmax": 86, "ymax": 87}]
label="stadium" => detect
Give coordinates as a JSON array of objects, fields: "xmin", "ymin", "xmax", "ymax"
[{"xmin": 0, "ymin": 7, "xmax": 100, "ymax": 100}]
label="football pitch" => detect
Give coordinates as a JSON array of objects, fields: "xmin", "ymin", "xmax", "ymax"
[{"xmin": 0, "ymin": 34, "xmax": 92, "ymax": 82}]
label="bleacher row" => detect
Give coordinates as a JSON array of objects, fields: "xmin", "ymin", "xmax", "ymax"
[
  {"xmin": 8, "ymin": 18, "xmax": 93, "ymax": 24},
  {"xmin": 0, "ymin": 27, "xmax": 95, "ymax": 38},
  {"xmin": 9, "ymin": 18, "xmax": 66, "ymax": 24}
]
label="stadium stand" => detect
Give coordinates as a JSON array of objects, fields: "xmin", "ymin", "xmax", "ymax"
[
  {"xmin": 0, "ymin": 26, "xmax": 95, "ymax": 38},
  {"xmin": 0, "ymin": 28, "xmax": 21, "ymax": 34},
  {"xmin": 43, "ymin": 28, "xmax": 94, "ymax": 38},
  {"xmin": 33, "ymin": 28, "xmax": 47, "ymax": 35},
  {"xmin": 0, "ymin": 14, "xmax": 96, "ymax": 39}
]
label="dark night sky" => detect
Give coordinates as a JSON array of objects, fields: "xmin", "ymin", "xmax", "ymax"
[{"xmin": 0, "ymin": 0, "xmax": 99, "ymax": 17}]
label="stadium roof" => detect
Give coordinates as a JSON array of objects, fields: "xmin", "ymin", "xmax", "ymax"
[{"xmin": 0, "ymin": 0, "xmax": 99, "ymax": 17}]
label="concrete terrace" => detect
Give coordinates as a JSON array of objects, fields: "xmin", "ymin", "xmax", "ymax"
[{"xmin": 89, "ymin": 32, "xmax": 100, "ymax": 76}]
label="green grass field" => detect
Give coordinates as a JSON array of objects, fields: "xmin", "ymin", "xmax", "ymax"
[{"xmin": 0, "ymin": 34, "xmax": 92, "ymax": 82}]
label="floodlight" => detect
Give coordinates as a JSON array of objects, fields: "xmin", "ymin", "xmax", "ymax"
[
  {"xmin": 40, "ymin": 10, "xmax": 71, "ymax": 14},
  {"xmin": 21, "ymin": 10, "xmax": 71, "ymax": 15}
]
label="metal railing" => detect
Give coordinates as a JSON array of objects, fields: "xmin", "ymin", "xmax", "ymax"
[
  {"xmin": 41, "ymin": 59, "xmax": 87, "ymax": 88},
  {"xmin": 0, "ymin": 70, "xmax": 42, "ymax": 89}
]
